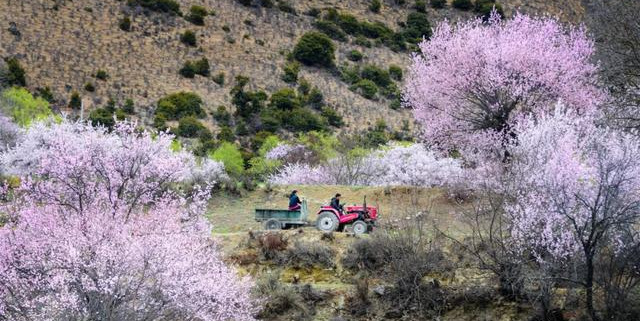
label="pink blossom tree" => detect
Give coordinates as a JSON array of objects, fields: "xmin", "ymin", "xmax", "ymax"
[
  {"xmin": 405, "ymin": 12, "xmax": 604, "ymax": 159},
  {"xmin": 0, "ymin": 121, "xmax": 255, "ymax": 320},
  {"xmin": 499, "ymin": 107, "xmax": 640, "ymax": 320}
]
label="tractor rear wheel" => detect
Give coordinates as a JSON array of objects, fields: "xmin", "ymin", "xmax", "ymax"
[
  {"xmin": 316, "ymin": 212, "xmax": 339, "ymax": 232},
  {"xmin": 352, "ymin": 220, "xmax": 368, "ymax": 235},
  {"xmin": 265, "ymin": 219, "xmax": 282, "ymax": 230}
]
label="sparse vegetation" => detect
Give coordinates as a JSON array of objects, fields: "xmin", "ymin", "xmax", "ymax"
[
  {"xmin": 180, "ymin": 30, "xmax": 197, "ymax": 46},
  {"xmin": 179, "ymin": 58, "xmax": 210, "ymax": 78},
  {"xmin": 369, "ymin": 0, "xmax": 382, "ymax": 13},
  {"xmin": 186, "ymin": 5, "xmax": 208, "ymax": 25},
  {"xmin": 95, "ymin": 69, "xmax": 109, "ymax": 81},
  {"xmin": 119, "ymin": 16, "xmax": 131, "ymax": 31},
  {"xmin": 127, "ymin": 0, "xmax": 181, "ymax": 15}
]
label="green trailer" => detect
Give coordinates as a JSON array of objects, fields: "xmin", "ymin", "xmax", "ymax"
[{"xmin": 255, "ymin": 200, "xmax": 309, "ymax": 230}]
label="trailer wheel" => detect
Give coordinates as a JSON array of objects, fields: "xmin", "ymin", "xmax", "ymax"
[
  {"xmin": 265, "ymin": 219, "xmax": 282, "ymax": 230},
  {"xmin": 316, "ymin": 212, "xmax": 339, "ymax": 232},
  {"xmin": 352, "ymin": 220, "xmax": 368, "ymax": 235}
]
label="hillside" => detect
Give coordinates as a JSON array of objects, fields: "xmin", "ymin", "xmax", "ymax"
[{"xmin": 0, "ymin": 0, "xmax": 586, "ymax": 132}]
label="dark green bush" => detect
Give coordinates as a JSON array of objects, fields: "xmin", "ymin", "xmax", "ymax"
[
  {"xmin": 260, "ymin": 0, "xmax": 274, "ymax": 8},
  {"xmin": 339, "ymin": 64, "xmax": 361, "ymax": 84},
  {"xmin": 119, "ymin": 16, "xmax": 132, "ymax": 31},
  {"xmin": 153, "ymin": 113, "xmax": 167, "ymax": 130},
  {"xmin": 389, "ymin": 97, "xmax": 402, "ymax": 110},
  {"xmin": 305, "ymin": 87, "xmax": 324, "ymax": 109},
  {"xmin": 212, "ymin": 72, "xmax": 225, "ymax": 85},
  {"xmin": 68, "ymin": 91, "xmax": 81, "ymax": 109},
  {"xmin": 180, "ymin": 30, "xmax": 197, "ymax": 46},
  {"xmin": 269, "ymin": 88, "xmax": 301, "ymax": 110},
  {"xmin": 237, "ymin": 0, "xmax": 252, "ymax": 6},
  {"xmin": 353, "ymin": 79, "xmax": 378, "ymax": 99},
  {"xmin": 278, "ymin": 2, "xmax": 296, "ymax": 14},
  {"xmin": 313, "ymin": 20, "xmax": 347, "ymax": 41},
  {"xmin": 180, "ymin": 58, "xmax": 209, "ymax": 78},
  {"xmin": 305, "ymin": 7, "xmax": 321, "ymax": 17},
  {"xmin": 337, "ymin": 13, "xmax": 361, "ymax": 35},
  {"xmin": 127, "ymin": 0, "xmax": 181, "ymax": 15},
  {"xmin": 231, "ymin": 76, "xmax": 268, "ymax": 119},
  {"xmin": 360, "ymin": 21, "xmax": 393, "ymax": 39},
  {"xmin": 293, "ymin": 32, "xmax": 335, "ymax": 68},
  {"xmin": 476, "ymin": 0, "xmax": 504, "ymax": 19},
  {"xmin": 404, "ymin": 12, "xmax": 432, "ymax": 41},
  {"xmin": 452, "ymin": 0, "xmax": 473, "ymax": 10},
  {"xmin": 156, "ymin": 92, "xmax": 204, "ymax": 119},
  {"xmin": 95, "ymin": 69, "xmax": 109, "ymax": 80},
  {"xmin": 213, "ymin": 105, "xmax": 231, "ymax": 125},
  {"xmin": 281, "ymin": 61, "xmax": 300, "ymax": 84},
  {"xmin": 348, "ymin": 50, "xmax": 364, "ymax": 62},
  {"xmin": 361, "ymin": 65, "xmax": 392, "ymax": 88},
  {"xmin": 354, "ymin": 35, "xmax": 372, "ymax": 47},
  {"xmin": 430, "ymin": 0, "xmax": 446, "ymax": 8},
  {"xmin": 122, "ymin": 98, "xmax": 135, "ymax": 114},
  {"xmin": 84, "ymin": 82, "xmax": 95, "ymax": 92},
  {"xmin": 36, "ymin": 87, "xmax": 55, "ymax": 103},
  {"xmin": 217, "ymin": 125, "xmax": 235, "ymax": 142},
  {"xmin": 388, "ymin": 65, "xmax": 403, "ymax": 80},
  {"xmin": 321, "ymin": 107, "xmax": 344, "ymax": 127},
  {"xmin": 286, "ymin": 108, "xmax": 328, "ymax": 132},
  {"xmin": 414, "ymin": 0, "xmax": 426, "ymax": 12},
  {"xmin": 177, "ymin": 116, "xmax": 207, "ymax": 138},
  {"xmin": 297, "ymin": 79, "xmax": 311, "ymax": 96},
  {"xmin": 4, "ymin": 58, "xmax": 26, "ymax": 87},
  {"xmin": 187, "ymin": 5, "xmax": 208, "ymax": 25},
  {"xmin": 369, "ymin": 0, "xmax": 382, "ymax": 13}
]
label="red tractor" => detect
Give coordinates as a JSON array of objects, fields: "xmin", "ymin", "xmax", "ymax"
[{"xmin": 315, "ymin": 197, "xmax": 378, "ymax": 235}]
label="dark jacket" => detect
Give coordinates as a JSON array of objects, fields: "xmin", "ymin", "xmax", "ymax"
[
  {"xmin": 330, "ymin": 197, "xmax": 343, "ymax": 212},
  {"xmin": 289, "ymin": 194, "xmax": 301, "ymax": 208}
]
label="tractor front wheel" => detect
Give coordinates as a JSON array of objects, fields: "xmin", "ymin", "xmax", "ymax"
[
  {"xmin": 316, "ymin": 212, "xmax": 339, "ymax": 232},
  {"xmin": 352, "ymin": 220, "xmax": 368, "ymax": 235}
]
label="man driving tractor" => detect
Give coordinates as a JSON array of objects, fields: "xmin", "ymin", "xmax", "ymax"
[{"xmin": 330, "ymin": 193, "xmax": 343, "ymax": 213}]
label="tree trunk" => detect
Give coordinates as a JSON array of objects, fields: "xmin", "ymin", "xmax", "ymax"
[{"xmin": 585, "ymin": 252, "xmax": 599, "ymax": 321}]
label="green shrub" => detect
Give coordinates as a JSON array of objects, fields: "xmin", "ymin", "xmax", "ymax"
[
  {"xmin": 259, "ymin": 108, "xmax": 283, "ymax": 132},
  {"xmin": 89, "ymin": 107, "xmax": 125, "ymax": 129},
  {"xmin": 84, "ymin": 82, "xmax": 95, "ymax": 92},
  {"xmin": 281, "ymin": 61, "xmax": 300, "ymax": 84},
  {"xmin": 347, "ymin": 50, "xmax": 364, "ymax": 62},
  {"xmin": 361, "ymin": 65, "xmax": 391, "ymax": 88},
  {"xmin": 353, "ymin": 79, "xmax": 378, "ymax": 99},
  {"xmin": 237, "ymin": 0, "xmax": 252, "ymax": 6},
  {"xmin": 476, "ymin": 0, "xmax": 504, "ymax": 19},
  {"xmin": 305, "ymin": 87, "xmax": 324, "ymax": 109},
  {"xmin": 340, "ymin": 64, "xmax": 361, "ymax": 84},
  {"xmin": 305, "ymin": 7, "xmax": 321, "ymax": 17},
  {"xmin": 414, "ymin": 0, "xmax": 426, "ymax": 12},
  {"xmin": 286, "ymin": 108, "xmax": 328, "ymax": 132},
  {"xmin": 68, "ymin": 91, "xmax": 81, "ymax": 110},
  {"xmin": 313, "ymin": 20, "xmax": 347, "ymax": 42},
  {"xmin": 177, "ymin": 116, "xmax": 207, "ymax": 138},
  {"xmin": 127, "ymin": 0, "xmax": 181, "ymax": 15},
  {"xmin": 212, "ymin": 72, "xmax": 225, "ymax": 85},
  {"xmin": 231, "ymin": 76, "xmax": 268, "ymax": 119},
  {"xmin": 213, "ymin": 105, "xmax": 231, "ymax": 125},
  {"xmin": 181, "ymin": 30, "xmax": 197, "ymax": 47},
  {"xmin": 95, "ymin": 69, "xmax": 109, "ymax": 80},
  {"xmin": 222, "ymin": 25, "xmax": 230, "ymax": 32},
  {"xmin": 369, "ymin": 0, "xmax": 382, "ymax": 13},
  {"xmin": 293, "ymin": 32, "xmax": 335, "ymax": 68},
  {"xmin": 187, "ymin": 5, "xmax": 208, "ymax": 25},
  {"xmin": 35, "ymin": 87, "xmax": 55, "ymax": 103},
  {"xmin": 404, "ymin": 12, "xmax": 431, "ymax": 41},
  {"xmin": 337, "ymin": 13, "xmax": 361, "ymax": 35},
  {"xmin": 360, "ymin": 21, "xmax": 393, "ymax": 39},
  {"xmin": 354, "ymin": 35, "xmax": 372, "ymax": 47},
  {"xmin": 180, "ymin": 58, "xmax": 209, "ymax": 78},
  {"xmin": 3, "ymin": 58, "xmax": 26, "ymax": 87},
  {"xmin": 430, "ymin": 0, "xmax": 446, "ymax": 8},
  {"xmin": 297, "ymin": 79, "xmax": 311, "ymax": 96},
  {"xmin": 217, "ymin": 125, "xmax": 235, "ymax": 142},
  {"xmin": 210, "ymin": 142, "xmax": 245, "ymax": 176},
  {"xmin": 260, "ymin": 0, "xmax": 274, "ymax": 8},
  {"xmin": 122, "ymin": 98, "xmax": 135, "ymax": 114},
  {"xmin": 389, "ymin": 97, "xmax": 402, "ymax": 110},
  {"xmin": 153, "ymin": 113, "xmax": 167, "ymax": 129},
  {"xmin": 119, "ymin": 16, "xmax": 132, "ymax": 31},
  {"xmin": 321, "ymin": 107, "xmax": 344, "ymax": 127},
  {"xmin": 1, "ymin": 87, "xmax": 55, "ymax": 126},
  {"xmin": 278, "ymin": 1, "xmax": 296, "ymax": 14},
  {"xmin": 269, "ymin": 88, "xmax": 301, "ymax": 110},
  {"xmin": 388, "ymin": 65, "xmax": 403, "ymax": 80},
  {"xmin": 156, "ymin": 92, "xmax": 204, "ymax": 119},
  {"xmin": 452, "ymin": 0, "xmax": 473, "ymax": 10}
]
